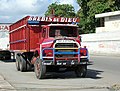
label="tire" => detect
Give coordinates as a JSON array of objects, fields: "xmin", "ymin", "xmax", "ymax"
[
  {"xmin": 16, "ymin": 54, "xmax": 20, "ymax": 71},
  {"xmin": 34, "ymin": 59, "xmax": 46, "ymax": 79},
  {"xmin": 19, "ymin": 55, "xmax": 27, "ymax": 72},
  {"xmin": 75, "ymin": 65, "xmax": 87, "ymax": 78},
  {"xmin": 26, "ymin": 61, "xmax": 31, "ymax": 71}
]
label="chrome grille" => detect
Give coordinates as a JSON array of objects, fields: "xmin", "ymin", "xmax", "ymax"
[
  {"xmin": 55, "ymin": 43, "xmax": 78, "ymax": 48},
  {"xmin": 55, "ymin": 43, "xmax": 78, "ymax": 58}
]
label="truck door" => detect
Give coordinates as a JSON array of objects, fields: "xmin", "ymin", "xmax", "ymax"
[
  {"xmin": 41, "ymin": 27, "xmax": 49, "ymax": 42},
  {"xmin": 42, "ymin": 26, "xmax": 49, "ymax": 38},
  {"xmin": 42, "ymin": 28, "xmax": 46, "ymax": 38}
]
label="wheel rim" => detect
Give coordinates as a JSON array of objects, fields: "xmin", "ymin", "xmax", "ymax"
[{"xmin": 35, "ymin": 62, "xmax": 41, "ymax": 77}]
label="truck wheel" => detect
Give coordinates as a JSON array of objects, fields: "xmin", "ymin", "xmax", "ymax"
[
  {"xmin": 75, "ymin": 65, "xmax": 87, "ymax": 78},
  {"xmin": 16, "ymin": 54, "xmax": 20, "ymax": 71},
  {"xmin": 34, "ymin": 59, "xmax": 46, "ymax": 79},
  {"xmin": 19, "ymin": 55, "xmax": 27, "ymax": 72},
  {"xmin": 26, "ymin": 61, "xmax": 31, "ymax": 71}
]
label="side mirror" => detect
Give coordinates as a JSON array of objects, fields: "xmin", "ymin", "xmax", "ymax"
[{"xmin": 79, "ymin": 36, "xmax": 82, "ymax": 42}]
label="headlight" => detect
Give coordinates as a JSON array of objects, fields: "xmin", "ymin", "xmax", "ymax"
[
  {"xmin": 80, "ymin": 48, "xmax": 88, "ymax": 56},
  {"xmin": 44, "ymin": 50, "xmax": 53, "ymax": 56}
]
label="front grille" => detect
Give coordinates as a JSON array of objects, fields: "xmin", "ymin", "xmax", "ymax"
[
  {"xmin": 55, "ymin": 43, "xmax": 78, "ymax": 48},
  {"xmin": 55, "ymin": 43, "xmax": 78, "ymax": 58}
]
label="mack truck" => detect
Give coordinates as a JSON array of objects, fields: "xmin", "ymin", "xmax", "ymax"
[{"xmin": 10, "ymin": 16, "xmax": 91, "ymax": 79}]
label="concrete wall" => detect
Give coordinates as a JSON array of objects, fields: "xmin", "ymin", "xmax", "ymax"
[
  {"xmin": 88, "ymin": 11, "xmax": 120, "ymax": 55},
  {"xmin": 105, "ymin": 16, "xmax": 120, "ymax": 32},
  {"xmin": 80, "ymin": 31, "xmax": 120, "ymax": 55}
]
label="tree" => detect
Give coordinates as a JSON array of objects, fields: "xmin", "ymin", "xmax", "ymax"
[
  {"xmin": 45, "ymin": 2, "xmax": 76, "ymax": 17},
  {"xmin": 114, "ymin": 0, "xmax": 120, "ymax": 10},
  {"xmin": 77, "ymin": 0, "xmax": 88, "ymax": 34},
  {"xmin": 77, "ymin": 0, "xmax": 120, "ymax": 34}
]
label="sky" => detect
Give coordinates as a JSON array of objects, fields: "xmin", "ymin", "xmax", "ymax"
[{"xmin": 0, "ymin": 0, "xmax": 79, "ymax": 23}]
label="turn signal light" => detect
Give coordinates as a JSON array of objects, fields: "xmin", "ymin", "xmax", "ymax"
[{"xmin": 80, "ymin": 49, "xmax": 87, "ymax": 56}]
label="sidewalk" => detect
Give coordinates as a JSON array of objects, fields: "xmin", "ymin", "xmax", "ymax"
[{"xmin": 0, "ymin": 75, "xmax": 16, "ymax": 91}]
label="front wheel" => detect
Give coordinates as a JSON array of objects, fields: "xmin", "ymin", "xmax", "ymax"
[
  {"xmin": 75, "ymin": 65, "xmax": 87, "ymax": 78},
  {"xmin": 34, "ymin": 59, "xmax": 46, "ymax": 79}
]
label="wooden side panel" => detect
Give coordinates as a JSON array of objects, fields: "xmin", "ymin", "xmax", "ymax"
[
  {"xmin": 10, "ymin": 16, "xmax": 29, "ymax": 51},
  {"xmin": 29, "ymin": 26, "xmax": 41, "ymax": 50},
  {"xmin": 9, "ymin": 16, "xmax": 42, "ymax": 52}
]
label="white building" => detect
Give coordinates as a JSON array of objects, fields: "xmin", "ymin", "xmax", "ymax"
[
  {"xmin": 81, "ymin": 11, "xmax": 120, "ymax": 55},
  {"xmin": 95, "ymin": 11, "xmax": 120, "ymax": 33},
  {"xmin": 0, "ymin": 23, "xmax": 11, "ymax": 50}
]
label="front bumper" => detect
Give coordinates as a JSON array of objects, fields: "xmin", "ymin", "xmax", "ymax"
[
  {"xmin": 41, "ymin": 48, "xmax": 91, "ymax": 66},
  {"xmin": 42, "ymin": 60, "xmax": 92, "ymax": 65}
]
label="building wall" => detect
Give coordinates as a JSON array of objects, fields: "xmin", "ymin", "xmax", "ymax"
[
  {"xmin": 96, "ymin": 15, "xmax": 120, "ymax": 33},
  {"xmin": 81, "ymin": 31, "xmax": 120, "ymax": 55},
  {"xmin": 0, "ymin": 23, "xmax": 11, "ymax": 50},
  {"xmin": 105, "ymin": 15, "xmax": 120, "ymax": 32},
  {"xmin": 81, "ymin": 12, "xmax": 120, "ymax": 55}
]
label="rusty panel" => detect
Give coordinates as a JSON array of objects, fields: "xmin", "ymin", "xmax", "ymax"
[
  {"xmin": 29, "ymin": 26, "xmax": 40, "ymax": 50},
  {"xmin": 10, "ymin": 16, "xmax": 41, "ymax": 52},
  {"xmin": 10, "ymin": 16, "xmax": 29, "ymax": 51}
]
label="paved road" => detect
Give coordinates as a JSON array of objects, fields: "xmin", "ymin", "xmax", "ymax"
[{"xmin": 0, "ymin": 55, "xmax": 120, "ymax": 91}]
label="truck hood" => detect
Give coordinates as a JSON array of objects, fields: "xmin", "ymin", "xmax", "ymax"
[
  {"xmin": 41, "ymin": 38, "xmax": 54, "ymax": 48},
  {"xmin": 41, "ymin": 37, "xmax": 79, "ymax": 48}
]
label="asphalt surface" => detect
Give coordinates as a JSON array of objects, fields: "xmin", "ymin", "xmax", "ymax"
[{"xmin": 0, "ymin": 55, "xmax": 120, "ymax": 91}]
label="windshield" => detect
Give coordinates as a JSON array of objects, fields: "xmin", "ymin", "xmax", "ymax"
[{"xmin": 49, "ymin": 26, "xmax": 78, "ymax": 38}]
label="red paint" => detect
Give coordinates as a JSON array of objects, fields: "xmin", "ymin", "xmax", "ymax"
[{"xmin": 9, "ymin": 16, "xmax": 40, "ymax": 51}]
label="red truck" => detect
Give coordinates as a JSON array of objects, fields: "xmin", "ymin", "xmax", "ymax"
[{"xmin": 10, "ymin": 16, "xmax": 91, "ymax": 79}]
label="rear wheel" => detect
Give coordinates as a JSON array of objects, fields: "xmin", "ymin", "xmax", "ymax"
[
  {"xmin": 19, "ymin": 55, "xmax": 27, "ymax": 72},
  {"xmin": 34, "ymin": 59, "xmax": 46, "ymax": 79},
  {"xmin": 16, "ymin": 54, "xmax": 20, "ymax": 71},
  {"xmin": 75, "ymin": 65, "xmax": 87, "ymax": 78}
]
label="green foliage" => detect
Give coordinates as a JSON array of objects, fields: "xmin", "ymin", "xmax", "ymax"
[
  {"xmin": 77, "ymin": 0, "xmax": 120, "ymax": 34},
  {"xmin": 45, "ymin": 2, "xmax": 76, "ymax": 17}
]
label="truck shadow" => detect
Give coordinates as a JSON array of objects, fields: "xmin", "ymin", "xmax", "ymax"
[
  {"xmin": 0, "ymin": 60, "xmax": 104, "ymax": 79},
  {"xmin": 45, "ymin": 69, "xmax": 104, "ymax": 79},
  {"xmin": 86, "ymin": 69, "xmax": 103, "ymax": 79}
]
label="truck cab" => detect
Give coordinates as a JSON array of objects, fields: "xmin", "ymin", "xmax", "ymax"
[
  {"xmin": 34, "ymin": 23, "xmax": 90, "ymax": 79},
  {"xmin": 40, "ymin": 24, "xmax": 81, "ymax": 64}
]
